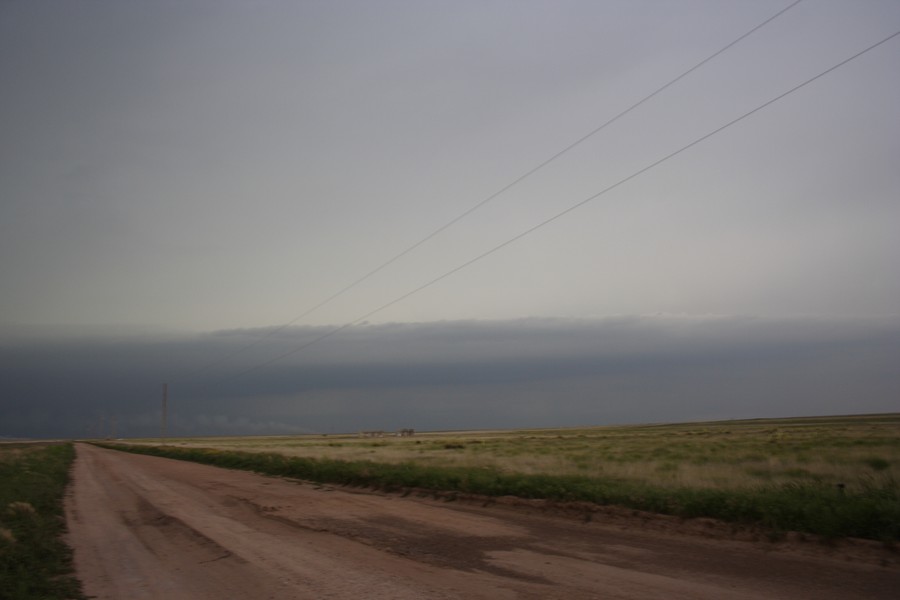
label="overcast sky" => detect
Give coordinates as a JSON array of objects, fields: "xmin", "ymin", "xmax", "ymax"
[{"xmin": 1, "ymin": 1, "xmax": 898, "ymax": 438}]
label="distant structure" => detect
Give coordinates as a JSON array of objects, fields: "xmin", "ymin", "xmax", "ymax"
[
  {"xmin": 357, "ymin": 429, "xmax": 415, "ymax": 438},
  {"xmin": 359, "ymin": 430, "xmax": 385, "ymax": 438}
]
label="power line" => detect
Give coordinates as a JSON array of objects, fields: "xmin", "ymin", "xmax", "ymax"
[
  {"xmin": 222, "ymin": 27, "xmax": 900, "ymax": 381},
  {"xmin": 176, "ymin": 0, "xmax": 804, "ymax": 381}
]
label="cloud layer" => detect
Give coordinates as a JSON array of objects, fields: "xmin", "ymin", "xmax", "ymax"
[
  {"xmin": 4, "ymin": 316, "xmax": 898, "ymax": 438},
  {"xmin": 2, "ymin": 1, "xmax": 899, "ymax": 331}
]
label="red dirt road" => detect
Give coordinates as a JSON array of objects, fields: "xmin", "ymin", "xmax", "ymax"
[{"xmin": 65, "ymin": 444, "xmax": 899, "ymax": 599}]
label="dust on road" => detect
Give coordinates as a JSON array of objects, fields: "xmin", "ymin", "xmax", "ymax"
[{"xmin": 65, "ymin": 444, "xmax": 899, "ymax": 599}]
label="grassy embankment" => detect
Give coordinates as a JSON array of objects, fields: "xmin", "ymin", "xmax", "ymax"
[
  {"xmin": 109, "ymin": 413, "xmax": 900, "ymax": 542},
  {"xmin": 0, "ymin": 442, "xmax": 86, "ymax": 600}
]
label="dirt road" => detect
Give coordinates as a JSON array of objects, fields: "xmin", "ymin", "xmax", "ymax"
[{"xmin": 65, "ymin": 444, "xmax": 898, "ymax": 599}]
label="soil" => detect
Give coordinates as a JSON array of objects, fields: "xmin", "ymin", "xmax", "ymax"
[{"xmin": 65, "ymin": 443, "xmax": 899, "ymax": 599}]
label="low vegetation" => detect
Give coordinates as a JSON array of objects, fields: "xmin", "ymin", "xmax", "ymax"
[
  {"xmin": 0, "ymin": 442, "xmax": 86, "ymax": 600},
  {"xmin": 110, "ymin": 413, "xmax": 900, "ymax": 542}
]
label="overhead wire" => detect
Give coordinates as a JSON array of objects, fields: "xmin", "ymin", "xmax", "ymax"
[
  {"xmin": 175, "ymin": 0, "xmax": 804, "ymax": 382},
  {"xmin": 219, "ymin": 27, "xmax": 900, "ymax": 383}
]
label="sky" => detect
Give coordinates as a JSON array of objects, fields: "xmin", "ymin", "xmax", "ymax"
[{"xmin": 1, "ymin": 1, "xmax": 898, "ymax": 438}]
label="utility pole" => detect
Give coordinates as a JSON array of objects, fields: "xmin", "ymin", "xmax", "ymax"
[{"xmin": 161, "ymin": 383, "xmax": 168, "ymax": 444}]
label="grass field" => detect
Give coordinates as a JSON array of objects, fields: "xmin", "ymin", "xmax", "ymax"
[
  {"xmin": 0, "ymin": 442, "xmax": 86, "ymax": 600},
  {"xmin": 113, "ymin": 413, "xmax": 900, "ymax": 541},
  {"xmin": 149, "ymin": 413, "xmax": 899, "ymax": 491}
]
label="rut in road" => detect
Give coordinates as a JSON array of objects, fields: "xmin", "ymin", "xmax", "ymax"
[{"xmin": 65, "ymin": 444, "xmax": 900, "ymax": 599}]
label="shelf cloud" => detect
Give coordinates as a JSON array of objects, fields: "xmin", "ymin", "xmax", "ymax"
[{"xmin": 3, "ymin": 316, "xmax": 898, "ymax": 438}]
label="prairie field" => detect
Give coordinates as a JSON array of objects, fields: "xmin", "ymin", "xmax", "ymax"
[{"xmin": 152, "ymin": 413, "xmax": 899, "ymax": 493}]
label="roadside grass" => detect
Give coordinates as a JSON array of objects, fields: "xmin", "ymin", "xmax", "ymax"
[
  {"xmin": 0, "ymin": 443, "xmax": 86, "ymax": 600},
  {"xmin": 105, "ymin": 413, "xmax": 900, "ymax": 542}
]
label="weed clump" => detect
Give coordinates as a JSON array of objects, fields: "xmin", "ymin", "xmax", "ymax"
[{"xmin": 863, "ymin": 457, "xmax": 891, "ymax": 471}]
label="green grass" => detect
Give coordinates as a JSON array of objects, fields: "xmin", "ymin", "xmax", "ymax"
[
  {"xmin": 0, "ymin": 443, "xmax": 86, "ymax": 600},
  {"xmin": 102, "ymin": 421, "xmax": 900, "ymax": 542}
]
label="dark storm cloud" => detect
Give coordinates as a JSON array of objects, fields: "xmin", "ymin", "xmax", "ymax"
[{"xmin": 3, "ymin": 316, "xmax": 898, "ymax": 438}]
